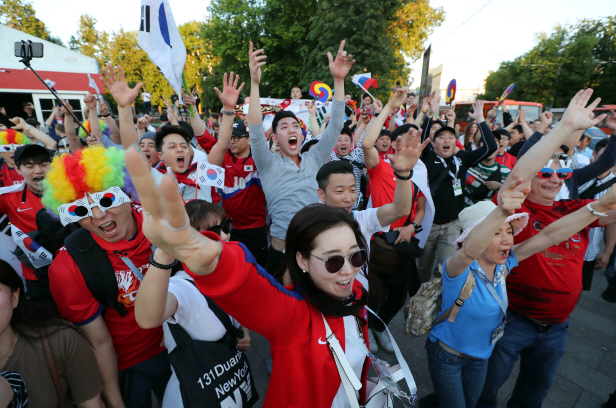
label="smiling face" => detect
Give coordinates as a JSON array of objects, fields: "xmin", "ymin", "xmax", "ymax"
[
  {"xmin": 527, "ymin": 159, "xmax": 563, "ymax": 205},
  {"xmin": 273, "ymin": 117, "xmax": 303, "ymax": 158},
  {"xmin": 297, "ymin": 224, "xmax": 360, "ymax": 298},
  {"xmin": 375, "ymin": 135, "xmax": 391, "ymax": 154},
  {"xmin": 433, "ymin": 130, "xmax": 456, "ymax": 158},
  {"xmin": 335, "ymin": 134, "xmax": 352, "ymax": 157},
  {"xmin": 139, "ymin": 139, "xmax": 159, "ymax": 167},
  {"xmin": 78, "ymin": 196, "xmax": 136, "ymax": 242},
  {"xmin": 159, "ymin": 134, "xmax": 193, "ymax": 173},
  {"xmin": 17, "ymin": 160, "xmax": 50, "ymax": 194},
  {"xmin": 479, "ymin": 222, "xmax": 514, "ymax": 268},
  {"xmin": 318, "ymin": 173, "xmax": 357, "ymax": 213}
]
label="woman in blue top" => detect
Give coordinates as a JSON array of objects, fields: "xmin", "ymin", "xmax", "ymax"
[{"xmin": 426, "ymin": 177, "xmax": 616, "ymax": 408}]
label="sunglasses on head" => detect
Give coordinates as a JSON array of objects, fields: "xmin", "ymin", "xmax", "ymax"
[
  {"xmin": 57, "ymin": 187, "xmax": 131, "ymax": 226},
  {"xmin": 537, "ymin": 167, "xmax": 573, "ymax": 180},
  {"xmin": 310, "ymin": 249, "xmax": 368, "ymax": 273},
  {"xmin": 206, "ymin": 218, "xmax": 233, "ymax": 236},
  {"xmin": 0, "ymin": 144, "xmax": 23, "ymax": 152}
]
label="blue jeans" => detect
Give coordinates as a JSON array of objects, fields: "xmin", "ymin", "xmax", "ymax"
[
  {"xmin": 118, "ymin": 351, "xmax": 171, "ymax": 408},
  {"xmin": 477, "ymin": 309, "xmax": 569, "ymax": 408},
  {"xmin": 426, "ymin": 338, "xmax": 489, "ymax": 408}
]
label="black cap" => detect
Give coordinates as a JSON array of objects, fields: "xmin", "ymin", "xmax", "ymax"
[
  {"xmin": 433, "ymin": 126, "xmax": 457, "ymax": 139},
  {"xmin": 232, "ymin": 121, "xmax": 248, "ymax": 137},
  {"xmin": 13, "ymin": 144, "xmax": 50, "ymax": 163},
  {"xmin": 493, "ymin": 128, "xmax": 511, "ymax": 139}
]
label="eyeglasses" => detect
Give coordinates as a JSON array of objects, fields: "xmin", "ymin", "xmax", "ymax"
[
  {"xmin": 552, "ymin": 153, "xmax": 568, "ymax": 161},
  {"xmin": 0, "ymin": 144, "xmax": 24, "ymax": 152},
  {"xmin": 231, "ymin": 135, "xmax": 249, "ymax": 143},
  {"xmin": 206, "ymin": 218, "xmax": 233, "ymax": 236},
  {"xmin": 310, "ymin": 249, "xmax": 368, "ymax": 273},
  {"xmin": 537, "ymin": 167, "xmax": 573, "ymax": 180},
  {"xmin": 57, "ymin": 187, "xmax": 131, "ymax": 226}
]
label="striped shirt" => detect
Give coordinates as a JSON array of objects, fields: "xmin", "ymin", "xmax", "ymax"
[
  {"xmin": 330, "ymin": 131, "xmax": 366, "ymax": 209},
  {"xmin": 464, "ymin": 161, "xmax": 512, "ymax": 206},
  {"xmin": 0, "ymin": 371, "xmax": 28, "ymax": 408},
  {"xmin": 580, "ymin": 172, "xmax": 616, "ymax": 261}
]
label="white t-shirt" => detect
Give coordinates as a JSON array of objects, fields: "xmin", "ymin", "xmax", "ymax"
[
  {"xmin": 142, "ymin": 92, "xmax": 151, "ymax": 102},
  {"xmin": 162, "ymin": 271, "xmax": 241, "ymax": 408},
  {"xmin": 352, "ymin": 207, "xmax": 390, "ymax": 288},
  {"xmin": 151, "ymin": 148, "xmax": 212, "ymax": 202},
  {"xmin": 331, "ymin": 316, "xmax": 367, "ymax": 408}
]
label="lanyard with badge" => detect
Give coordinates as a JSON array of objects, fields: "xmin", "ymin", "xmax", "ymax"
[
  {"xmin": 474, "ymin": 264, "xmax": 508, "ymax": 345},
  {"xmin": 437, "ymin": 156, "xmax": 462, "ymax": 196}
]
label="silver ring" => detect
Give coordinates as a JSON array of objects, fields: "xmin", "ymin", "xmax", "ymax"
[{"xmin": 167, "ymin": 218, "xmax": 189, "ymax": 231}]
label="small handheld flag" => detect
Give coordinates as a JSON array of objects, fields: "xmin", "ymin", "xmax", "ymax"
[
  {"xmin": 446, "ymin": 79, "xmax": 456, "ymax": 106},
  {"xmin": 87, "ymin": 73, "xmax": 101, "ymax": 96},
  {"xmin": 351, "ymin": 73, "xmax": 377, "ymax": 101},
  {"xmin": 11, "ymin": 225, "xmax": 53, "ymax": 269},
  {"xmin": 309, "ymin": 81, "xmax": 332, "ymax": 103}
]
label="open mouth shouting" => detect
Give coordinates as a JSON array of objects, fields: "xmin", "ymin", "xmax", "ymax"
[
  {"xmin": 498, "ymin": 249, "xmax": 509, "ymax": 260},
  {"xmin": 99, "ymin": 220, "xmax": 118, "ymax": 238},
  {"xmin": 176, "ymin": 155, "xmax": 186, "ymax": 170},
  {"xmin": 288, "ymin": 136, "xmax": 298, "ymax": 149},
  {"xmin": 339, "ymin": 145, "xmax": 348, "ymax": 155},
  {"xmin": 441, "ymin": 144, "xmax": 451, "ymax": 152}
]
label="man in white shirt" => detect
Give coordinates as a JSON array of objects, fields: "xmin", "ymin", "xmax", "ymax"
[{"xmin": 142, "ymin": 88, "xmax": 152, "ymax": 116}]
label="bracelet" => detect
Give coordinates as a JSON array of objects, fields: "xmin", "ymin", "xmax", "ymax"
[
  {"xmin": 149, "ymin": 253, "xmax": 180, "ymax": 269},
  {"xmin": 587, "ymin": 203, "xmax": 608, "ymax": 217},
  {"xmin": 100, "ymin": 113, "xmax": 111, "ymax": 117},
  {"xmin": 374, "ymin": 112, "xmax": 380, "ymax": 117},
  {"xmin": 393, "ymin": 169, "xmax": 413, "ymax": 180},
  {"xmin": 221, "ymin": 109, "xmax": 235, "ymax": 116},
  {"xmin": 421, "ymin": 109, "xmax": 427, "ymax": 113}
]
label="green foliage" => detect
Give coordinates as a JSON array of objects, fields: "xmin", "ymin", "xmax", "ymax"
[
  {"xmin": 0, "ymin": 0, "xmax": 65, "ymax": 46},
  {"xmin": 69, "ymin": 14, "xmax": 110, "ymax": 69},
  {"xmin": 480, "ymin": 17, "xmax": 615, "ymax": 108}
]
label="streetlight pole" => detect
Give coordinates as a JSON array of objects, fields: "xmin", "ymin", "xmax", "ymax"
[{"xmin": 202, "ymin": 72, "xmax": 209, "ymax": 118}]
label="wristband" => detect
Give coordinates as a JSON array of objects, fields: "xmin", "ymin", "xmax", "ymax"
[
  {"xmin": 149, "ymin": 253, "xmax": 180, "ymax": 269},
  {"xmin": 100, "ymin": 113, "xmax": 111, "ymax": 117},
  {"xmin": 393, "ymin": 169, "xmax": 413, "ymax": 180},
  {"xmin": 221, "ymin": 109, "xmax": 235, "ymax": 116},
  {"xmin": 374, "ymin": 112, "xmax": 380, "ymax": 117},
  {"xmin": 587, "ymin": 203, "xmax": 608, "ymax": 217}
]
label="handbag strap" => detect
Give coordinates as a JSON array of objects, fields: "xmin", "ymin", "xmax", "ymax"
[
  {"xmin": 436, "ymin": 270, "xmax": 476, "ymax": 325},
  {"xmin": 39, "ymin": 326, "xmax": 65, "ymax": 408},
  {"xmin": 321, "ymin": 314, "xmax": 362, "ymax": 408}
]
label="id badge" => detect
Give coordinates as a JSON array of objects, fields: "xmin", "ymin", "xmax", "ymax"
[
  {"xmin": 369, "ymin": 354, "xmax": 401, "ymax": 395},
  {"xmin": 491, "ymin": 317, "xmax": 507, "ymax": 345},
  {"xmin": 453, "ymin": 178, "xmax": 462, "ymax": 196}
]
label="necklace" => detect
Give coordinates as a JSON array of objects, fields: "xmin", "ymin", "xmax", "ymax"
[{"xmin": 0, "ymin": 332, "xmax": 19, "ymax": 370}]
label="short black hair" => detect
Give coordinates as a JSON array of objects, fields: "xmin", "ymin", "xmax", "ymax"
[
  {"xmin": 378, "ymin": 129, "xmax": 392, "ymax": 140},
  {"xmin": 155, "ymin": 125, "xmax": 193, "ymax": 152},
  {"xmin": 492, "ymin": 128, "xmax": 510, "ymax": 140},
  {"xmin": 391, "ymin": 124, "xmax": 418, "ymax": 142},
  {"xmin": 272, "ymin": 110, "xmax": 298, "ymax": 133},
  {"xmin": 316, "ymin": 160, "xmax": 354, "ymax": 191},
  {"xmin": 559, "ymin": 144, "xmax": 570, "ymax": 154},
  {"xmin": 15, "ymin": 148, "xmax": 51, "ymax": 168},
  {"xmin": 580, "ymin": 133, "xmax": 592, "ymax": 142},
  {"xmin": 25, "ymin": 118, "xmax": 40, "ymax": 127},
  {"xmin": 292, "ymin": 85, "xmax": 302, "ymax": 91},
  {"xmin": 362, "ymin": 93, "xmax": 372, "ymax": 101},
  {"xmin": 160, "ymin": 113, "xmax": 168, "ymax": 122},
  {"xmin": 512, "ymin": 125, "xmax": 523, "ymax": 133},
  {"xmin": 409, "ymin": 92, "xmax": 416, "ymax": 97},
  {"xmin": 301, "ymin": 139, "xmax": 319, "ymax": 153},
  {"xmin": 594, "ymin": 138, "xmax": 609, "ymax": 152},
  {"xmin": 177, "ymin": 121, "xmax": 195, "ymax": 138},
  {"xmin": 340, "ymin": 127, "xmax": 353, "ymax": 139}
]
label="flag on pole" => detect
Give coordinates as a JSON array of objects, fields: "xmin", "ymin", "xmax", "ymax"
[
  {"xmin": 352, "ymin": 73, "xmax": 378, "ymax": 90},
  {"xmin": 44, "ymin": 79, "xmax": 59, "ymax": 96},
  {"xmin": 138, "ymin": 0, "xmax": 186, "ymax": 104},
  {"xmin": 87, "ymin": 73, "xmax": 101, "ymax": 96}
]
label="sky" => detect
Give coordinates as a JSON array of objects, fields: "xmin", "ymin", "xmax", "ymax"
[{"xmin": 29, "ymin": 0, "xmax": 616, "ymax": 96}]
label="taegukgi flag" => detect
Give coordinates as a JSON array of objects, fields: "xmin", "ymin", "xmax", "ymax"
[
  {"xmin": 11, "ymin": 225, "xmax": 53, "ymax": 269},
  {"xmin": 138, "ymin": 0, "xmax": 186, "ymax": 104}
]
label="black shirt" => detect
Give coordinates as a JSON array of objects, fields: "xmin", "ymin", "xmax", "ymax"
[{"xmin": 420, "ymin": 116, "xmax": 498, "ymax": 221}]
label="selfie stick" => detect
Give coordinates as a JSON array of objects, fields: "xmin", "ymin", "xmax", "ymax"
[{"xmin": 17, "ymin": 40, "xmax": 92, "ymax": 137}]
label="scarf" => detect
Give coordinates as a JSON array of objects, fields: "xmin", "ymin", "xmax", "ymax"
[{"xmin": 157, "ymin": 163, "xmax": 199, "ymax": 188}]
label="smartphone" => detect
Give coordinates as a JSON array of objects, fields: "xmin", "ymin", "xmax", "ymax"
[{"xmin": 14, "ymin": 41, "xmax": 44, "ymax": 58}]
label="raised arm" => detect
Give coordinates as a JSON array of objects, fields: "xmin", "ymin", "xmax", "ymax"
[
  {"xmin": 596, "ymin": 221, "xmax": 616, "ymax": 270},
  {"xmin": 46, "ymin": 106, "xmax": 59, "ymax": 127},
  {"xmin": 503, "ymin": 89, "xmax": 607, "ymax": 193},
  {"xmin": 10, "ymin": 117, "xmax": 57, "ymax": 150},
  {"xmin": 99, "ymin": 98, "xmax": 121, "ymax": 144},
  {"xmin": 207, "ymin": 72, "xmax": 245, "ymax": 166},
  {"xmin": 162, "ymin": 96, "xmax": 179, "ymax": 126},
  {"xmin": 307, "ymin": 101, "xmax": 320, "ymax": 139},
  {"xmin": 514, "ymin": 185, "xmax": 616, "ymax": 262},
  {"xmin": 101, "ymin": 64, "xmax": 143, "ymax": 150},
  {"xmin": 445, "ymin": 179, "xmax": 528, "ymax": 278},
  {"xmin": 457, "ymin": 100, "xmax": 498, "ymax": 166},
  {"xmin": 247, "ymin": 42, "xmax": 274, "ymax": 171},
  {"xmin": 518, "ymin": 107, "xmax": 533, "ymax": 139},
  {"xmin": 183, "ymin": 91, "xmax": 206, "ymax": 137},
  {"xmin": 61, "ymin": 103, "xmax": 81, "ymax": 153},
  {"xmin": 83, "ymin": 92, "xmax": 104, "ymax": 144},
  {"xmin": 571, "ymin": 133, "xmax": 616, "ymax": 188},
  {"xmin": 414, "ymin": 97, "xmax": 429, "ymax": 127}
]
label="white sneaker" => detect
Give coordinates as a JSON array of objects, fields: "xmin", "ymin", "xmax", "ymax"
[
  {"xmin": 374, "ymin": 328, "xmax": 394, "ymax": 354},
  {"xmin": 368, "ymin": 328, "xmax": 378, "ymax": 353}
]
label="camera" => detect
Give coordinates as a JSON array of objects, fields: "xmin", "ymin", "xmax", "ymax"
[{"xmin": 14, "ymin": 41, "xmax": 44, "ymax": 59}]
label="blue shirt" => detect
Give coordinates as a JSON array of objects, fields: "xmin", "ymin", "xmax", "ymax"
[{"xmin": 429, "ymin": 251, "xmax": 518, "ymax": 359}]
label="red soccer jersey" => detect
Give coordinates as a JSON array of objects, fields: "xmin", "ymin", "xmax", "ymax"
[
  {"xmin": 48, "ymin": 205, "xmax": 165, "ymax": 370},
  {"xmin": 221, "ymin": 150, "xmax": 266, "ymax": 229},
  {"xmin": 495, "ymin": 152, "xmax": 516, "ymax": 169},
  {"xmin": 0, "ymin": 185, "xmax": 44, "ymax": 280},
  {"xmin": 506, "ymin": 198, "xmax": 598, "ymax": 324},
  {"xmin": 366, "ymin": 158, "xmax": 413, "ymax": 229},
  {"xmin": 0, "ymin": 163, "xmax": 23, "ymax": 187}
]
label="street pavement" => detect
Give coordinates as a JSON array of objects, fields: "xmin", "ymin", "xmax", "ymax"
[{"xmin": 243, "ymin": 270, "xmax": 616, "ymax": 407}]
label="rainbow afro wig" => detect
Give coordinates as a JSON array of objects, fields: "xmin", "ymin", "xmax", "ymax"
[
  {"xmin": 0, "ymin": 129, "xmax": 31, "ymax": 147},
  {"xmin": 79, "ymin": 119, "xmax": 111, "ymax": 139},
  {"xmin": 42, "ymin": 145, "xmax": 127, "ymax": 214}
]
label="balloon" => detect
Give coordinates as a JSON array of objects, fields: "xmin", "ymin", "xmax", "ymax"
[
  {"xmin": 446, "ymin": 79, "xmax": 456, "ymax": 105},
  {"xmin": 309, "ymin": 81, "xmax": 332, "ymax": 103}
]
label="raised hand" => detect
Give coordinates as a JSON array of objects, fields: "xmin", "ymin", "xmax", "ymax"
[
  {"xmin": 373, "ymin": 99, "xmax": 383, "ymax": 114},
  {"xmin": 99, "ymin": 98, "xmax": 110, "ymax": 116},
  {"xmin": 389, "ymin": 85, "xmax": 410, "ymax": 108},
  {"xmin": 84, "ymin": 92, "xmax": 97, "ymax": 110},
  {"xmin": 307, "ymin": 101, "xmax": 317, "ymax": 115},
  {"xmin": 540, "ymin": 111, "xmax": 553, "ymax": 128},
  {"xmin": 328, "ymin": 40, "xmax": 355, "ymax": 80},
  {"xmin": 388, "ymin": 128, "xmax": 430, "ymax": 173},
  {"xmin": 421, "ymin": 97, "xmax": 429, "ymax": 113},
  {"xmin": 9, "ymin": 117, "xmax": 28, "ymax": 130},
  {"xmin": 137, "ymin": 115, "xmax": 150, "ymax": 130},
  {"xmin": 446, "ymin": 107, "xmax": 455, "ymax": 122},
  {"xmin": 249, "ymin": 42, "xmax": 267, "ymax": 85},
  {"xmin": 560, "ymin": 89, "xmax": 606, "ymax": 132},
  {"xmin": 606, "ymin": 110, "xmax": 616, "ymax": 133},
  {"xmin": 101, "ymin": 64, "xmax": 143, "ymax": 108},
  {"xmin": 214, "ymin": 72, "xmax": 245, "ymax": 110},
  {"xmin": 468, "ymin": 100, "xmax": 486, "ymax": 123},
  {"xmin": 182, "ymin": 91, "xmax": 196, "ymax": 107},
  {"xmin": 519, "ymin": 106, "xmax": 526, "ymax": 123},
  {"xmin": 498, "ymin": 178, "xmax": 529, "ymax": 215},
  {"xmin": 407, "ymin": 103, "xmax": 418, "ymax": 115},
  {"xmin": 427, "ymin": 90, "xmax": 441, "ymax": 117},
  {"xmin": 61, "ymin": 100, "xmax": 74, "ymax": 116}
]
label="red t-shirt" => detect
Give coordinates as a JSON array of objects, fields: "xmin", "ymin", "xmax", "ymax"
[
  {"xmin": 366, "ymin": 158, "xmax": 413, "ymax": 229},
  {"xmin": 48, "ymin": 205, "xmax": 165, "ymax": 370},
  {"xmin": 495, "ymin": 152, "xmax": 516, "ymax": 169},
  {"xmin": 0, "ymin": 185, "xmax": 44, "ymax": 280},
  {"xmin": 507, "ymin": 198, "xmax": 598, "ymax": 324},
  {"xmin": 0, "ymin": 163, "xmax": 23, "ymax": 187}
]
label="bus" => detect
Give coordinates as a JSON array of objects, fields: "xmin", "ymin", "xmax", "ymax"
[
  {"xmin": 546, "ymin": 105, "xmax": 614, "ymax": 135},
  {"xmin": 454, "ymin": 100, "xmax": 543, "ymax": 130}
]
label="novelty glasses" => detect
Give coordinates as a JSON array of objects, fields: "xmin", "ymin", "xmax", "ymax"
[
  {"xmin": 0, "ymin": 144, "xmax": 24, "ymax": 152},
  {"xmin": 310, "ymin": 249, "xmax": 368, "ymax": 273},
  {"xmin": 537, "ymin": 167, "xmax": 573, "ymax": 180},
  {"xmin": 206, "ymin": 218, "xmax": 233, "ymax": 236},
  {"xmin": 57, "ymin": 187, "xmax": 131, "ymax": 226}
]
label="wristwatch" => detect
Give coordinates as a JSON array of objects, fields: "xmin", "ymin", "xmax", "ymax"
[{"xmin": 410, "ymin": 222, "xmax": 418, "ymax": 231}]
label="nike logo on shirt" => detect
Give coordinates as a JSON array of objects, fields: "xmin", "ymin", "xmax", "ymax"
[
  {"xmin": 17, "ymin": 208, "xmax": 32, "ymax": 212},
  {"xmin": 318, "ymin": 337, "xmax": 327, "ymax": 345}
]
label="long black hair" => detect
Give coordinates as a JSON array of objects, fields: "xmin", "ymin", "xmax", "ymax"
[{"xmin": 281, "ymin": 204, "xmax": 381, "ymax": 318}]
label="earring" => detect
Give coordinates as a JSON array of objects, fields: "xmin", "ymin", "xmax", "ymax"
[{"xmin": 303, "ymin": 269, "xmax": 307, "ymax": 273}]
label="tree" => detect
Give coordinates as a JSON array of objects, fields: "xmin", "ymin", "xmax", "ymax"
[
  {"xmin": 69, "ymin": 14, "xmax": 110, "ymax": 70},
  {"xmin": 0, "ymin": 0, "xmax": 64, "ymax": 46}
]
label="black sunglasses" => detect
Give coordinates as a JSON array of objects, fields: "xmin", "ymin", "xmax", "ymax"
[
  {"xmin": 231, "ymin": 135, "xmax": 249, "ymax": 143},
  {"xmin": 206, "ymin": 218, "xmax": 233, "ymax": 236},
  {"xmin": 310, "ymin": 249, "xmax": 368, "ymax": 273}
]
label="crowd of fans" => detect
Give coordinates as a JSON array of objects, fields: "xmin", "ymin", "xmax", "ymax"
[{"xmin": 0, "ymin": 40, "xmax": 615, "ymax": 408}]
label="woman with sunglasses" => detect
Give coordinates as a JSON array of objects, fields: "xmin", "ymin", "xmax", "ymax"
[
  {"xmin": 135, "ymin": 199, "xmax": 252, "ymax": 408},
  {"xmin": 124, "ymin": 138, "xmax": 397, "ymax": 407}
]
